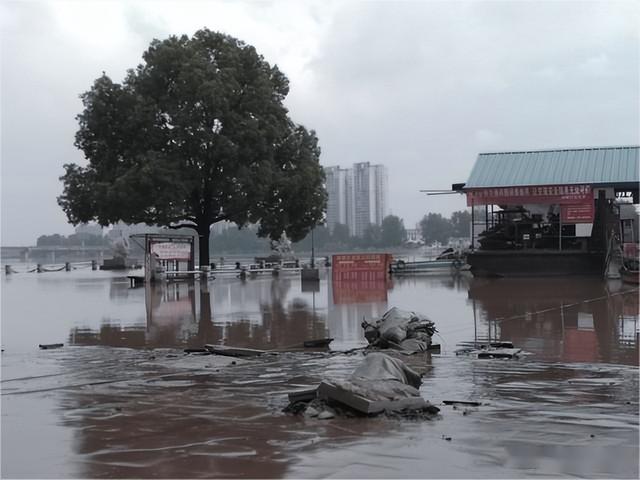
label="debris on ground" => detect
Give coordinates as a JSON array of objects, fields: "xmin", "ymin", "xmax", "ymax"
[
  {"xmin": 443, "ymin": 400, "xmax": 482, "ymax": 407},
  {"xmin": 204, "ymin": 344, "xmax": 265, "ymax": 357},
  {"xmin": 455, "ymin": 341, "xmax": 522, "ymax": 359},
  {"xmin": 39, "ymin": 343, "xmax": 63, "ymax": 350},
  {"xmin": 303, "ymin": 338, "xmax": 334, "ymax": 348},
  {"xmin": 476, "ymin": 348, "xmax": 522, "ymax": 359},
  {"xmin": 362, "ymin": 307, "xmax": 437, "ymax": 353},
  {"xmin": 283, "ymin": 352, "xmax": 440, "ymax": 419},
  {"xmin": 184, "ymin": 348, "xmax": 211, "ymax": 354}
]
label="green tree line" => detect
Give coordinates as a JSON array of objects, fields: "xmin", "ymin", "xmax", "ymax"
[
  {"xmin": 419, "ymin": 210, "xmax": 471, "ymax": 245},
  {"xmin": 209, "ymin": 214, "xmax": 408, "ymax": 253},
  {"xmin": 209, "ymin": 211, "xmax": 473, "ymax": 253}
]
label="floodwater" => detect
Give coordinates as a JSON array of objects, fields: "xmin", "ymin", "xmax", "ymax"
[{"xmin": 1, "ymin": 265, "xmax": 638, "ymax": 478}]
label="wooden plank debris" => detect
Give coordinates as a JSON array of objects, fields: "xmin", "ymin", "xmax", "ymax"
[
  {"xmin": 443, "ymin": 400, "xmax": 481, "ymax": 406},
  {"xmin": 39, "ymin": 343, "xmax": 63, "ymax": 350},
  {"xmin": 184, "ymin": 348, "xmax": 210, "ymax": 354},
  {"xmin": 204, "ymin": 344, "xmax": 265, "ymax": 357},
  {"xmin": 303, "ymin": 338, "xmax": 334, "ymax": 348},
  {"xmin": 477, "ymin": 348, "xmax": 521, "ymax": 359}
]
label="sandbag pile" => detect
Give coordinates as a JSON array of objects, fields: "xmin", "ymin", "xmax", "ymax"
[
  {"xmin": 362, "ymin": 307, "xmax": 437, "ymax": 352},
  {"xmin": 284, "ymin": 352, "xmax": 439, "ymax": 418}
]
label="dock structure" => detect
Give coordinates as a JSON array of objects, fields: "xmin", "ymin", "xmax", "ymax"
[
  {"xmin": 453, "ymin": 146, "xmax": 639, "ymax": 277},
  {"xmin": 130, "ymin": 233, "xmax": 196, "ymax": 284},
  {"xmin": 389, "ymin": 258, "xmax": 467, "ymax": 275}
]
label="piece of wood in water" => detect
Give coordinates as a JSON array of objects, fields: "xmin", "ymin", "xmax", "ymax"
[
  {"xmin": 317, "ymin": 381, "xmax": 427, "ymax": 415},
  {"xmin": 427, "ymin": 344, "xmax": 441, "ymax": 352},
  {"xmin": 39, "ymin": 343, "xmax": 63, "ymax": 350},
  {"xmin": 204, "ymin": 344, "xmax": 265, "ymax": 357},
  {"xmin": 457, "ymin": 341, "xmax": 514, "ymax": 349},
  {"xmin": 443, "ymin": 400, "xmax": 481, "ymax": 406},
  {"xmin": 184, "ymin": 348, "xmax": 210, "ymax": 354},
  {"xmin": 303, "ymin": 338, "xmax": 334, "ymax": 348},
  {"xmin": 486, "ymin": 341, "xmax": 514, "ymax": 349},
  {"xmin": 477, "ymin": 348, "xmax": 521, "ymax": 359},
  {"xmin": 287, "ymin": 388, "xmax": 318, "ymax": 403}
]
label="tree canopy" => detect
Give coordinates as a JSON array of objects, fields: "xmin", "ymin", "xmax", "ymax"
[
  {"xmin": 419, "ymin": 210, "xmax": 471, "ymax": 245},
  {"xmin": 380, "ymin": 215, "xmax": 407, "ymax": 246},
  {"xmin": 58, "ymin": 29, "xmax": 326, "ymax": 265},
  {"xmin": 419, "ymin": 213, "xmax": 453, "ymax": 245}
]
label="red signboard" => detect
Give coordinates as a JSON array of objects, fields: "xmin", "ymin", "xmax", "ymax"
[
  {"xmin": 466, "ymin": 184, "xmax": 592, "ymax": 206},
  {"xmin": 561, "ymin": 202, "xmax": 595, "ymax": 223},
  {"xmin": 331, "ymin": 254, "xmax": 391, "ymax": 303},
  {"xmin": 332, "ymin": 253, "xmax": 392, "ymax": 277}
]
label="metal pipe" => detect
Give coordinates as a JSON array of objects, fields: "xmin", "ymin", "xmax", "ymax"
[
  {"xmin": 471, "ymin": 199, "xmax": 475, "ymax": 250},
  {"xmin": 559, "ymin": 206, "xmax": 562, "ymax": 251}
]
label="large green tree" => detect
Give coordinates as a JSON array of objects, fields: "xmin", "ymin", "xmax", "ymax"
[{"xmin": 58, "ymin": 29, "xmax": 326, "ymax": 266}]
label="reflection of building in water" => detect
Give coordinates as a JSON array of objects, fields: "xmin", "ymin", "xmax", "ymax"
[
  {"xmin": 469, "ymin": 277, "xmax": 639, "ymax": 365},
  {"xmin": 146, "ymin": 282, "xmax": 198, "ymax": 346}
]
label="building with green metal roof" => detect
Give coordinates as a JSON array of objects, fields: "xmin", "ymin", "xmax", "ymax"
[
  {"xmin": 458, "ymin": 146, "xmax": 639, "ymax": 277},
  {"xmin": 464, "ymin": 146, "xmax": 639, "ymax": 190}
]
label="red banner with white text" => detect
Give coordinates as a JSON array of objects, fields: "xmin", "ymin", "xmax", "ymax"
[{"xmin": 466, "ymin": 184, "xmax": 592, "ymax": 206}]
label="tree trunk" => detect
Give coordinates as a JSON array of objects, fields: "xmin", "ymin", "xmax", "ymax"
[{"xmin": 198, "ymin": 224, "xmax": 211, "ymax": 268}]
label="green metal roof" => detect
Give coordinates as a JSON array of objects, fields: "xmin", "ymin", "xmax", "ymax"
[{"xmin": 465, "ymin": 146, "xmax": 639, "ymax": 189}]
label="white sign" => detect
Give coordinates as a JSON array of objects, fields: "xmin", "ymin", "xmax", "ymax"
[{"xmin": 151, "ymin": 242, "xmax": 192, "ymax": 260}]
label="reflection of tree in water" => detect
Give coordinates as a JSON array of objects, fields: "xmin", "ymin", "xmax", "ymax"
[
  {"xmin": 181, "ymin": 278, "xmax": 328, "ymax": 350},
  {"xmin": 225, "ymin": 298, "xmax": 326, "ymax": 350},
  {"xmin": 186, "ymin": 284, "xmax": 225, "ymax": 348},
  {"xmin": 468, "ymin": 277, "xmax": 639, "ymax": 365},
  {"xmin": 70, "ymin": 278, "xmax": 328, "ymax": 350}
]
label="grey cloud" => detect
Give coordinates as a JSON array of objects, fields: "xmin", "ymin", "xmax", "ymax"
[{"xmin": 2, "ymin": 0, "xmax": 638, "ymax": 244}]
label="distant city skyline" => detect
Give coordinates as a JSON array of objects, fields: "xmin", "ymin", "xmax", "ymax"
[{"xmin": 325, "ymin": 162, "xmax": 387, "ymax": 236}]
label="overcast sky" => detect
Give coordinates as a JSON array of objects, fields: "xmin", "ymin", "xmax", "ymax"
[{"xmin": 1, "ymin": 0, "xmax": 638, "ymax": 245}]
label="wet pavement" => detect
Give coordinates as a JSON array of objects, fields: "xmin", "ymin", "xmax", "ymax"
[{"xmin": 1, "ymin": 267, "xmax": 638, "ymax": 478}]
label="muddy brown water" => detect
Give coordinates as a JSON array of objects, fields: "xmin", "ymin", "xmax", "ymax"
[{"xmin": 1, "ymin": 268, "xmax": 638, "ymax": 478}]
